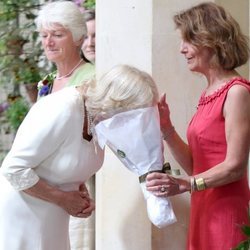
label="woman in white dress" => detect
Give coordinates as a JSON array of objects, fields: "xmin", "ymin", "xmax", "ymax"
[
  {"xmin": 0, "ymin": 64, "xmax": 159, "ymax": 250},
  {"xmin": 0, "ymin": 86, "xmax": 104, "ymax": 250},
  {"xmin": 36, "ymin": 2, "xmax": 97, "ymax": 249}
]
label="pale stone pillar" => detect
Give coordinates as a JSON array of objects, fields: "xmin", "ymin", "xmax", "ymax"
[
  {"xmin": 95, "ymin": 0, "xmax": 250, "ymax": 249},
  {"xmin": 95, "ymin": 1, "xmax": 153, "ymax": 249}
]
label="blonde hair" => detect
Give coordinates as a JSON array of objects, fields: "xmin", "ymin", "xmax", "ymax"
[
  {"xmin": 35, "ymin": 1, "xmax": 87, "ymax": 42},
  {"xmin": 174, "ymin": 2, "xmax": 250, "ymax": 70},
  {"xmin": 85, "ymin": 65, "xmax": 159, "ymax": 119}
]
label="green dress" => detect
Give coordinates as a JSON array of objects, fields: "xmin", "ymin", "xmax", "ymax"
[
  {"xmin": 37, "ymin": 62, "xmax": 95, "ymax": 97},
  {"xmin": 66, "ymin": 63, "xmax": 95, "ymax": 87}
]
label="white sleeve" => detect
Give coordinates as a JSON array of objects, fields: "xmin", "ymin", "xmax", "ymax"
[{"xmin": 1, "ymin": 94, "xmax": 72, "ymax": 191}]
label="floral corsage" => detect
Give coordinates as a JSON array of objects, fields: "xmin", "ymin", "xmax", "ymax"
[{"xmin": 37, "ymin": 72, "xmax": 56, "ymax": 97}]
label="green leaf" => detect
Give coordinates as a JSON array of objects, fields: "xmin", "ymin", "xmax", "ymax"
[
  {"xmin": 232, "ymin": 240, "xmax": 250, "ymax": 250},
  {"xmin": 241, "ymin": 225, "xmax": 250, "ymax": 237},
  {"xmin": 83, "ymin": 0, "xmax": 95, "ymax": 9},
  {"xmin": 5, "ymin": 97, "xmax": 29, "ymax": 131}
]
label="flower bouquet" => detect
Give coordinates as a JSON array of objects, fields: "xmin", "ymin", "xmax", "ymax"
[
  {"xmin": 37, "ymin": 72, "xmax": 56, "ymax": 97},
  {"xmin": 93, "ymin": 106, "xmax": 177, "ymax": 228}
]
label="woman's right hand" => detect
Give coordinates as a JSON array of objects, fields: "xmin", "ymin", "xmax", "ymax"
[{"xmin": 158, "ymin": 94, "xmax": 173, "ymax": 134}]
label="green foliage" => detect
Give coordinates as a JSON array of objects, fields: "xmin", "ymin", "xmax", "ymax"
[
  {"xmin": 241, "ymin": 225, "xmax": 250, "ymax": 237},
  {"xmin": 0, "ymin": 0, "xmax": 40, "ymax": 22},
  {"xmin": 0, "ymin": 0, "xmax": 51, "ymax": 159},
  {"xmin": 17, "ymin": 59, "xmax": 42, "ymax": 84},
  {"xmin": 232, "ymin": 240, "xmax": 250, "ymax": 250},
  {"xmin": 232, "ymin": 209, "xmax": 250, "ymax": 250},
  {"xmin": 83, "ymin": 0, "xmax": 95, "ymax": 9},
  {"xmin": 5, "ymin": 97, "xmax": 29, "ymax": 132},
  {"xmin": 0, "ymin": 0, "xmax": 49, "ymax": 90}
]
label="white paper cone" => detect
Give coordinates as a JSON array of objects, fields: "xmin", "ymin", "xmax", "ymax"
[
  {"xmin": 140, "ymin": 182, "xmax": 177, "ymax": 228},
  {"xmin": 94, "ymin": 107, "xmax": 177, "ymax": 228}
]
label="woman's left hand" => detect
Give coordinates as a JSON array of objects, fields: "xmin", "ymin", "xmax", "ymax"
[
  {"xmin": 146, "ymin": 172, "xmax": 190, "ymax": 197},
  {"xmin": 76, "ymin": 198, "xmax": 95, "ymax": 218},
  {"xmin": 75, "ymin": 182, "xmax": 95, "ymax": 218}
]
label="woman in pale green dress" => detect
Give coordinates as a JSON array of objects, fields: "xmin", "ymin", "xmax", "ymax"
[{"xmin": 36, "ymin": 1, "xmax": 95, "ymax": 97}]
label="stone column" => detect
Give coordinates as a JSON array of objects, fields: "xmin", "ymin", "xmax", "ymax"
[{"xmin": 95, "ymin": 1, "xmax": 153, "ymax": 249}]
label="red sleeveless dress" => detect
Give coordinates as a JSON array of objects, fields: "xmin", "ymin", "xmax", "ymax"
[{"xmin": 187, "ymin": 78, "xmax": 250, "ymax": 250}]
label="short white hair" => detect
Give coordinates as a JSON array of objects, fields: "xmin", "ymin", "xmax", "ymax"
[
  {"xmin": 85, "ymin": 65, "xmax": 159, "ymax": 120},
  {"xmin": 35, "ymin": 1, "xmax": 87, "ymax": 42}
]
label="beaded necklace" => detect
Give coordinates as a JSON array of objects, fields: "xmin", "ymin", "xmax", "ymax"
[
  {"xmin": 82, "ymin": 99, "xmax": 93, "ymax": 141},
  {"xmin": 56, "ymin": 59, "xmax": 83, "ymax": 80}
]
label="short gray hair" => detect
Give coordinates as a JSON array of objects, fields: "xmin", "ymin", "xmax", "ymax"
[
  {"xmin": 85, "ymin": 65, "xmax": 159, "ymax": 120},
  {"xmin": 35, "ymin": 1, "xmax": 87, "ymax": 42}
]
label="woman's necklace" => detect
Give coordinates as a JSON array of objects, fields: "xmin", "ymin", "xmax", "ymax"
[
  {"xmin": 82, "ymin": 99, "xmax": 93, "ymax": 142},
  {"xmin": 56, "ymin": 59, "xmax": 83, "ymax": 80}
]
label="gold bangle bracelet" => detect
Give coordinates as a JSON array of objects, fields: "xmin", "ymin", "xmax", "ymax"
[
  {"xmin": 190, "ymin": 177, "xmax": 195, "ymax": 193},
  {"xmin": 195, "ymin": 177, "xmax": 206, "ymax": 191}
]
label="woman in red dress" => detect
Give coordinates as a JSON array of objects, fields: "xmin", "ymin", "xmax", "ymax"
[{"xmin": 146, "ymin": 2, "xmax": 250, "ymax": 250}]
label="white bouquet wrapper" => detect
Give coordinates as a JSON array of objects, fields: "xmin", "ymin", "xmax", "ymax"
[{"xmin": 94, "ymin": 106, "xmax": 177, "ymax": 228}]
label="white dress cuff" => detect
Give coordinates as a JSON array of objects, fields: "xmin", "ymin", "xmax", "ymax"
[{"xmin": 3, "ymin": 169, "xmax": 40, "ymax": 191}]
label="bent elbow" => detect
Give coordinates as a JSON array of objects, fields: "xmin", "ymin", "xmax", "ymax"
[{"xmin": 227, "ymin": 163, "xmax": 247, "ymax": 183}]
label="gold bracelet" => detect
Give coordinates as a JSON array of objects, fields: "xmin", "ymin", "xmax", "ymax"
[
  {"xmin": 190, "ymin": 177, "xmax": 196, "ymax": 193},
  {"xmin": 195, "ymin": 177, "xmax": 206, "ymax": 191}
]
